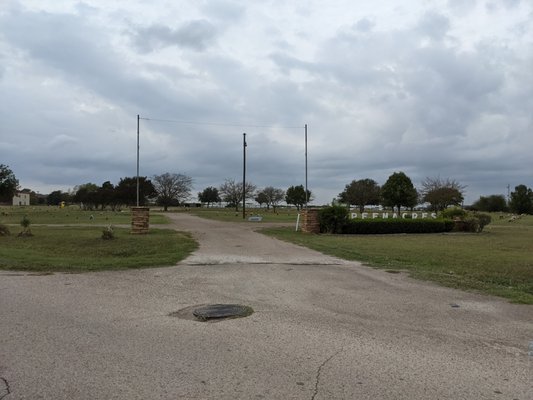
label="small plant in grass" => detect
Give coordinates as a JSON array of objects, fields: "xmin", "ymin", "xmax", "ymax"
[
  {"xmin": 0, "ymin": 224, "xmax": 10, "ymax": 236},
  {"xmin": 101, "ymin": 225, "xmax": 115, "ymax": 240},
  {"xmin": 475, "ymin": 213, "xmax": 492, "ymax": 232},
  {"xmin": 18, "ymin": 216, "xmax": 33, "ymax": 237}
]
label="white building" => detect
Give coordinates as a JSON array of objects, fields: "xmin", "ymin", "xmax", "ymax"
[{"xmin": 12, "ymin": 192, "xmax": 30, "ymax": 206}]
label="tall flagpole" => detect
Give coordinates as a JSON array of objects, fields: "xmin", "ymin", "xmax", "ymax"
[
  {"xmin": 136, "ymin": 114, "xmax": 140, "ymax": 207},
  {"xmin": 305, "ymin": 124, "xmax": 308, "ymax": 209},
  {"xmin": 243, "ymin": 133, "xmax": 247, "ymax": 219}
]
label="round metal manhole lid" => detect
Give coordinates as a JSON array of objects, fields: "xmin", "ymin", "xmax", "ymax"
[
  {"xmin": 193, "ymin": 304, "xmax": 253, "ymax": 321},
  {"xmin": 169, "ymin": 303, "xmax": 254, "ymax": 322}
]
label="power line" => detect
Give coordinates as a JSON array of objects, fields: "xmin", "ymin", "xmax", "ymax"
[{"xmin": 139, "ymin": 116, "xmax": 303, "ymax": 130}]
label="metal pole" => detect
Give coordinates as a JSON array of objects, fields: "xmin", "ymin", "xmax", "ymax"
[
  {"xmin": 305, "ymin": 124, "xmax": 308, "ymax": 210},
  {"xmin": 136, "ymin": 114, "xmax": 140, "ymax": 207},
  {"xmin": 243, "ymin": 133, "xmax": 247, "ymax": 219}
]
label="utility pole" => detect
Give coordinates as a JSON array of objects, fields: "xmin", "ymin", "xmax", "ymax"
[
  {"xmin": 507, "ymin": 184, "xmax": 510, "ymax": 203},
  {"xmin": 305, "ymin": 124, "xmax": 308, "ymax": 210},
  {"xmin": 243, "ymin": 133, "xmax": 247, "ymax": 219},
  {"xmin": 136, "ymin": 114, "xmax": 140, "ymax": 207}
]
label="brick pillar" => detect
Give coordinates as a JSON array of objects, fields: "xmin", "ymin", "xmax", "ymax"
[
  {"xmin": 131, "ymin": 207, "xmax": 150, "ymax": 234},
  {"xmin": 301, "ymin": 208, "xmax": 320, "ymax": 233}
]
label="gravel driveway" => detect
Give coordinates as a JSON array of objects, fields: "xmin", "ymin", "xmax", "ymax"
[{"xmin": 0, "ymin": 212, "xmax": 532, "ymax": 399}]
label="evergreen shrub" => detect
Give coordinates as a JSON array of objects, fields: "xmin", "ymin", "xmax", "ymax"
[
  {"xmin": 318, "ymin": 205, "xmax": 349, "ymax": 233},
  {"xmin": 441, "ymin": 207, "xmax": 467, "ymax": 219},
  {"xmin": 341, "ymin": 218, "xmax": 454, "ymax": 234}
]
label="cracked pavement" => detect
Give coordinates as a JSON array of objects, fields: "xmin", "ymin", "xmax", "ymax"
[{"xmin": 0, "ymin": 212, "xmax": 532, "ymax": 399}]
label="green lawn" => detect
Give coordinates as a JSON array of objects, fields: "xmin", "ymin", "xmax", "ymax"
[
  {"xmin": 261, "ymin": 214, "xmax": 533, "ymax": 304},
  {"xmin": 187, "ymin": 207, "xmax": 299, "ymax": 223},
  {"xmin": 0, "ymin": 205, "xmax": 169, "ymax": 225},
  {"xmin": 0, "ymin": 226, "xmax": 197, "ymax": 272}
]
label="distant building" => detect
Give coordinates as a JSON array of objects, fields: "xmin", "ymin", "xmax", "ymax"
[{"xmin": 12, "ymin": 192, "xmax": 30, "ymax": 206}]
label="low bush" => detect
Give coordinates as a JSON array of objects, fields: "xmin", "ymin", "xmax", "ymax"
[
  {"xmin": 18, "ymin": 216, "xmax": 33, "ymax": 237},
  {"xmin": 453, "ymin": 213, "xmax": 492, "ymax": 233},
  {"xmin": 101, "ymin": 226, "xmax": 115, "ymax": 240},
  {"xmin": 475, "ymin": 213, "xmax": 492, "ymax": 232},
  {"xmin": 441, "ymin": 207, "xmax": 467, "ymax": 219},
  {"xmin": 0, "ymin": 224, "xmax": 10, "ymax": 236},
  {"xmin": 341, "ymin": 218, "xmax": 455, "ymax": 234},
  {"xmin": 318, "ymin": 205, "xmax": 349, "ymax": 233}
]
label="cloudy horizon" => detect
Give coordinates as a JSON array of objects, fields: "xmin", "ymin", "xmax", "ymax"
[{"xmin": 1, "ymin": 0, "xmax": 532, "ymax": 205}]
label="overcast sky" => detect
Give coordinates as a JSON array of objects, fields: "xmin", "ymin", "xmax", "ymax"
[{"xmin": 1, "ymin": 0, "xmax": 532, "ymax": 204}]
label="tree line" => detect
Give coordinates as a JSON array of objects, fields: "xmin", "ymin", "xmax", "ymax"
[
  {"xmin": 2, "ymin": 164, "xmax": 532, "ymax": 214},
  {"xmin": 338, "ymin": 171, "xmax": 533, "ymax": 214},
  {"xmin": 1, "ymin": 166, "xmax": 313, "ymax": 212},
  {"xmin": 199, "ymin": 179, "xmax": 312, "ymax": 211}
]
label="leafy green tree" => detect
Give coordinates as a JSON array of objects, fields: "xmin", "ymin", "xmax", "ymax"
[
  {"xmin": 285, "ymin": 185, "xmax": 312, "ymax": 210},
  {"xmin": 255, "ymin": 191, "xmax": 268, "ymax": 208},
  {"xmin": 96, "ymin": 181, "xmax": 117, "ymax": 210},
  {"xmin": 471, "ymin": 194, "xmax": 507, "ymax": 212},
  {"xmin": 115, "ymin": 177, "xmax": 156, "ymax": 206},
  {"xmin": 381, "ymin": 172, "xmax": 418, "ymax": 212},
  {"xmin": 73, "ymin": 183, "xmax": 99, "ymax": 210},
  {"xmin": 153, "ymin": 173, "xmax": 193, "ymax": 211},
  {"xmin": 509, "ymin": 185, "xmax": 533, "ymax": 214},
  {"xmin": 0, "ymin": 164, "xmax": 19, "ymax": 202},
  {"xmin": 219, "ymin": 178, "xmax": 257, "ymax": 211},
  {"xmin": 421, "ymin": 177, "xmax": 465, "ymax": 211},
  {"xmin": 198, "ymin": 186, "xmax": 221, "ymax": 207},
  {"xmin": 338, "ymin": 179, "xmax": 381, "ymax": 212},
  {"xmin": 47, "ymin": 190, "xmax": 70, "ymax": 206}
]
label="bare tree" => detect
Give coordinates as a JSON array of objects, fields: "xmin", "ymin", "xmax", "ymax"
[
  {"xmin": 259, "ymin": 186, "xmax": 285, "ymax": 212},
  {"xmin": 219, "ymin": 178, "xmax": 256, "ymax": 211},
  {"xmin": 421, "ymin": 177, "xmax": 466, "ymax": 211},
  {"xmin": 153, "ymin": 173, "xmax": 193, "ymax": 211}
]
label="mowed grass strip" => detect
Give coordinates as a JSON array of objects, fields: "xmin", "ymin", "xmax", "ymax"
[
  {"xmin": 0, "ymin": 226, "xmax": 197, "ymax": 272},
  {"xmin": 0, "ymin": 206, "xmax": 169, "ymax": 225},
  {"xmin": 188, "ymin": 207, "xmax": 298, "ymax": 223},
  {"xmin": 261, "ymin": 215, "xmax": 533, "ymax": 304}
]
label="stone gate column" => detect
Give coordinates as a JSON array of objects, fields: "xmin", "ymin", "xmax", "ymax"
[
  {"xmin": 131, "ymin": 207, "xmax": 150, "ymax": 234},
  {"xmin": 301, "ymin": 208, "xmax": 320, "ymax": 233}
]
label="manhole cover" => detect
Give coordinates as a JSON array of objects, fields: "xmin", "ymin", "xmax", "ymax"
[
  {"xmin": 169, "ymin": 304, "xmax": 254, "ymax": 322},
  {"xmin": 192, "ymin": 304, "xmax": 253, "ymax": 321}
]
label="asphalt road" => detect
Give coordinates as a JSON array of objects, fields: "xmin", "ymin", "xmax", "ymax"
[{"xmin": 1, "ymin": 213, "xmax": 532, "ymax": 399}]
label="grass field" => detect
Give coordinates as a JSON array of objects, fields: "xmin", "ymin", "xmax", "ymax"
[
  {"xmin": 0, "ymin": 206, "xmax": 195, "ymax": 272},
  {"xmin": 0, "ymin": 205, "xmax": 169, "ymax": 225},
  {"xmin": 0, "ymin": 226, "xmax": 197, "ymax": 272},
  {"xmin": 188, "ymin": 207, "xmax": 299, "ymax": 223},
  {"xmin": 261, "ymin": 214, "xmax": 533, "ymax": 304}
]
